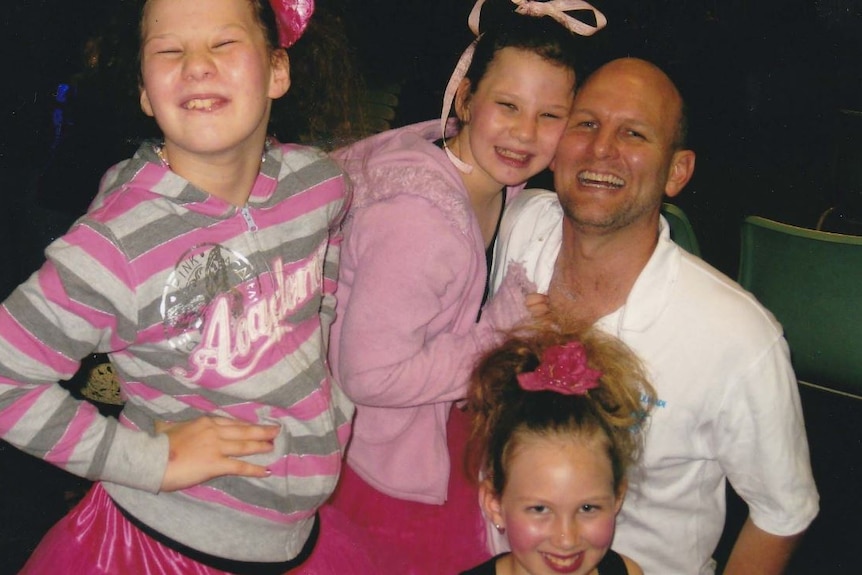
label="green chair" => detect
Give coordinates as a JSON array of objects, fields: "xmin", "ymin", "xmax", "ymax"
[
  {"xmin": 738, "ymin": 215, "xmax": 862, "ymax": 574},
  {"xmin": 661, "ymin": 202, "xmax": 701, "ymax": 257},
  {"xmin": 738, "ymin": 215, "xmax": 862, "ymax": 398}
]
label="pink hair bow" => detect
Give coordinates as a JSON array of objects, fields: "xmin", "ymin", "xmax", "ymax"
[
  {"xmin": 442, "ymin": 0, "xmax": 607, "ymax": 173},
  {"xmin": 270, "ymin": 0, "xmax": 314, "ymax": 48},
  {"xmin": 517, "ymin": 341, "xmax": 602, "ymax": 395}
]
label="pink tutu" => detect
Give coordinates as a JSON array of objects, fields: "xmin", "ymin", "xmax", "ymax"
[
  {"xmin": 19, "ymin": 483, "xmax": 314, "ymax": 575},
  {"xmin": 19, "ymin": 483, "xmax": 237, "ymax": 575},
  {"xmin": 290, "ymin": 407, "xmax": 491, "ymax": 575}
]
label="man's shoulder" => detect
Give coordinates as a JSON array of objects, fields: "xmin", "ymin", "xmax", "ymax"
[
  {"xmin": 677, "ymin": 251, "xmax": 763, "ymax": 309},
  {"xmin": 671, "ymin": 248, "xmax": 783, "ymax": 340}
]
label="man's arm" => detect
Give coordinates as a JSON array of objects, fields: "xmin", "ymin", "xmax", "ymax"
[{"xmin": 723, "ymin": 517, "xmax": 804, "ymax": 575}]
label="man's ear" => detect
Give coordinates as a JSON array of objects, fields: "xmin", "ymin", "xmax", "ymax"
[
  {"xmin": 454, "ymin": 78, "xmax": 473, "ymax": 124},
  {"xmin": 268, "ymin": 49, "xmax": 291, "ymax": 99},
  {"xmin": 665, "ymin": 149, "xmax": 695, "ymax": 198},
  {"xmin": 480, "ymin": 478, "xmax": 505, "ymax": 531}
]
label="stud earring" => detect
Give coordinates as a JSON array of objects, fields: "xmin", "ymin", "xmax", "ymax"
[{"xmin": 494, "ymin": 524, "xmax": 506, "ymax": 535}]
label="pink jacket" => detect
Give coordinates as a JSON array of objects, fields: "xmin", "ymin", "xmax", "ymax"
[{"xmin": 330, "ymin": 121, "xmax": 532, "ymax": 503}]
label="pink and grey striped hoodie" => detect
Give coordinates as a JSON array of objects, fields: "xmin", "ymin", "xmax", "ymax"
[{"xmin": 0, "ymin": 140, "xmax": 353, "ymax": 562}]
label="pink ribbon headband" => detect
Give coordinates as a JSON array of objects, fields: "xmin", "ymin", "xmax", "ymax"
[{"xmin": 442, "ymin": 0, "xmax": 608, "ymax": 173}]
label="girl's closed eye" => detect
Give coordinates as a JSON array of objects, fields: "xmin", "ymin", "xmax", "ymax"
[
  {"xmin": 146, "ymin": 40, "xmax": 183, "ymax": 56},
  {"xmin": 212, "ymin": 32, "xmax": 246, "ymax": 49}
]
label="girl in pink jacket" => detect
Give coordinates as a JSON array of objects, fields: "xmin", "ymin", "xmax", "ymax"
[{"xmin": 293, "ymin": 1, "xmax": 608, "ymax": 573}]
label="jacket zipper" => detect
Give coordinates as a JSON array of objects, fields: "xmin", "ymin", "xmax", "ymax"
[{"xmin": 240, "ymin": 206, "xmax": 259, "ymax": 232}]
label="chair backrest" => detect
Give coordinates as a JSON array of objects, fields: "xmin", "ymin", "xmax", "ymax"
[
  {"xmin": 661, "ymin": 202, "xmax": 701, "ymax": 257},
  {"xmin": 738, "ymin": 215, "xmax": 862, "ymax": 398}
]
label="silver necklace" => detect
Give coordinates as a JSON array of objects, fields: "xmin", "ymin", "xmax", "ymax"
[{"xmin": 153, "ymin": 139, "xmax": 272, "ymax": 169}]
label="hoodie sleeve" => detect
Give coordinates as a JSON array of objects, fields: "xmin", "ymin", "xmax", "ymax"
[
  {"xmin": 319, "ymin": 171, "xmax": 350, "ymax": 352},
  {"xmin": 0, "ymin": 217, "xmax": 168, "ymax": 493},
  {"xmin": 334, "ymin": 194, "xmax": 532, "ymax": 408}
]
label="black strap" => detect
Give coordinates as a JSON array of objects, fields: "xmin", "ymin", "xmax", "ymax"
[{"xmin": 480, "ymin": 188, "xmax": 508, "ymax": 311}]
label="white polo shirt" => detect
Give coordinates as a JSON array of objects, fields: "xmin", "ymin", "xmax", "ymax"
[{"xmin": 492, "ymin": 189, "xmax": 819, "ymax": 575}]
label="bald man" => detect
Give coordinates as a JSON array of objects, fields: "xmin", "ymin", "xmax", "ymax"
[{"xmin": 491, "ymin": 58, "xmax": 818, "ymax": 575}]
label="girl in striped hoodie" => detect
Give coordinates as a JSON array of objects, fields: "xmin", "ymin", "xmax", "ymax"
[{"xmin": 6, "ymin": 0, "xmax": 352, "ymax": 573}]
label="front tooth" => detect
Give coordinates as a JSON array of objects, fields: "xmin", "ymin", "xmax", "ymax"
[
  {"xmin": 499, "ymin": 149, "xmax": 527, "ymax": 161},
  {"xmin": 581, "ymin": 170, "xmax": 624, "ymax": 186},
  {"xmin": 187, "ymin": 98, "xmax": 215, "ymax": 110}
]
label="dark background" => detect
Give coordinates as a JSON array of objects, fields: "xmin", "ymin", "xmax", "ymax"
[{"xmin": 1, "ymin": 1, "xmax": 861, "ymax": 573}]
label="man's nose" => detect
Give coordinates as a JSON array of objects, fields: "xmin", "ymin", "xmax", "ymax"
[{"xmin": 589, "ymin": 129, "xmax": 617, "ymax": 158}]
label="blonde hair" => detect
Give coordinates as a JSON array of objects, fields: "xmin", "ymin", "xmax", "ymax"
[{"xmin": 466, "ymin": 324, "xmax": 654, "ymax": 495}]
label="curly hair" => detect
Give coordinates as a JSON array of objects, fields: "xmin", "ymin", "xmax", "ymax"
[{"xmin": 465, "ymin": 324, "xmax": 655, "ymax": 496}]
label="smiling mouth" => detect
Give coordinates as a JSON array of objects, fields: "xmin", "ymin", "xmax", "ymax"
[
  {"xmin": 542, "ymin": 550, "xmax": 585, "ymax": 573},
  {"xmin": 183, "ymin": 98, "xmax": 220, "ymax": 111},
  {"xmin": 497, "ymin": 147, "xmax": 530, "ymax": 163},
  {"xmin": 578, "ymin": 170, "xmax": 625, "ymax": 189}
]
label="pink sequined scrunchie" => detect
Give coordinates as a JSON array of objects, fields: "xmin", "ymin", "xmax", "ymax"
[{"xmin": 516, "ymin": 341, "xmax": 602, "ymax": 395}]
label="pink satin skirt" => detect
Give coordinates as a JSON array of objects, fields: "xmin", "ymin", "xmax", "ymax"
[
  {"xmin": 19, "ymin": 482, "xmax": 312, "ymax": 575},
  {"xmin": 289, "ymin": 406, "xmax": 491, "ymax": 575}
]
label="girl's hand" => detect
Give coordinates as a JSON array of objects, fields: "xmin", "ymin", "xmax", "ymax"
[
  {"xmin": 525, "ymin": 292, "xmax": 551, "ymax": 320},
  {"xmin": 156, "ymin": 416, "xmax": 280, "ymax": 492}
]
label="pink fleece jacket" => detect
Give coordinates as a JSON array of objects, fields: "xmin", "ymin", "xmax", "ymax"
[{"xmin": 330, "ymin": 121, "xmax": 534, "ymax": 503}]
